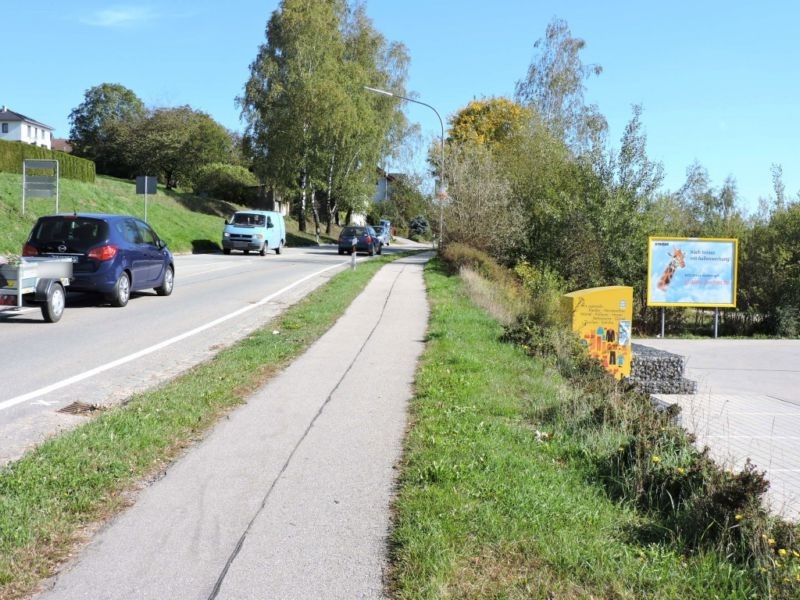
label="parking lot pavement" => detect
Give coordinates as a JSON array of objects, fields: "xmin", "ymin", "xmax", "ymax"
[
  {"xmin": 642, "ymin": 338, "xmax": 800, "ymax": 522},
  {"xmin": 35, "ymin": 254, "xmax": 432, "ymax": 600}
]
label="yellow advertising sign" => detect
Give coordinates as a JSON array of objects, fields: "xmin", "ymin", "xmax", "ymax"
[{"xmin": 561, "ymin": 286, "xmax": 633, "ymax": 380}]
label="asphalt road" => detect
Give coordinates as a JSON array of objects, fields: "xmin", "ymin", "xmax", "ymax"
[{"xmin": 0, "ymin": 244, "xmax": 407, "ymax": 466}]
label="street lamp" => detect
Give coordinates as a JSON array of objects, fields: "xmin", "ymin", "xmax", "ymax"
[{"xmin": 364, "ymin": 85, "xmax": 445, "ymax": 247}]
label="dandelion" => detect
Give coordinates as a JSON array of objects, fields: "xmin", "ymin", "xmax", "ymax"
[
  {"xmin": 651, "ymin": 455, "xmax": 661, "ymax": 464},
  {"xmin": 778, "ymin": 549, "xmax": 788, "ymax": 557},
  {"xmin": 793, "ymin": 550, "xmax": 800, "ymax": 558},
  {"xmin": 735, "ymin": 514, "xmax": 743, "ymax": 521},
  {"xmin": 769, "ymin": 538, "xmax": 776, "ymax": 546},
  {"xmin": 676, "ymin": 467, "xmax": 686, "ymax": 475},
  {"xmin": 775, "ymin": 560, "xmax": 782, "ymax": 568}
]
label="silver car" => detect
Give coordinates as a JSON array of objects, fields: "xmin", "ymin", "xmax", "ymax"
[{"xmin": 372, "ymin": 225, "xmax": 390, "ymax": 246}]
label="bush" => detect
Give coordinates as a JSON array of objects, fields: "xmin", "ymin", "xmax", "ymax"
[
  {"xmin": 0, "ymin": 139, "xmax": 95, "ymax": 183},
  {"xmin": 408, "ymin": 214, "xmax": 430, "ymax": 240},
  {"xmin": 192, "ymin": 163, "xmax": 259, "ymax": 204}
]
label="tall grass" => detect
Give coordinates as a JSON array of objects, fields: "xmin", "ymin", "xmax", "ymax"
[{"xmin": 390, "ymin": 257, "xmax": 764, "ymax": 598}]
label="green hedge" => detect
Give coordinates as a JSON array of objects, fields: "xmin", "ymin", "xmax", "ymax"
[{"xmin": 0, "ymin": 139, "xmax": 95, "ymax": 183}]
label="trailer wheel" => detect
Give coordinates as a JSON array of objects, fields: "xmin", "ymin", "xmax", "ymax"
[{"xmin": 41, "ymin": 282, "xmax": 66, "ymax": 323}]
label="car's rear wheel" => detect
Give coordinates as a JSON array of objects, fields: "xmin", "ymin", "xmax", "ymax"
[
  {"xmin": 41, "ymin": 282, "xmax": 66, "ymax": 323},
  {"xmin": 108, "ymin": 272, "xmax": 130, "ymax": 307},
  {"xmin": 338, "ymin": 248, "xmax": 344, "ymax": 255},
  {"xmin": 259, "ymin": 243, "xmax": 267, "ymax": 256},
  {"xmin": 275, "ymin": 240, "xmax": 282, "ymax": 255},
  {"xmin": 223, "ymin": 248, "xmax": 231, "ymax": 255},
  {"xmin": 156, "ymin": 265, "xmax": 174, "ymax": 296},
  {"xmin": 244, "ymin": 249, "xmax": 249, "ymax": 255}
]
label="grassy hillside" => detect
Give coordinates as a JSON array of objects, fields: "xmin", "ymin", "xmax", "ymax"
[{"xmin": 0, "ymin": 173, "xmax": 331, "ymax": 255}]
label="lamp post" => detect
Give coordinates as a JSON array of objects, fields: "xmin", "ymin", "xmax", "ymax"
[{"xmin": 364, "ymin": 85, "xmax": 445, "ymax": 247}]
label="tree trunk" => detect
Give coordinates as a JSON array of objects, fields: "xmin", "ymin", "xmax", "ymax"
[
  {"xmin": 310, "ymin": 188, "xmax": 321, "ymax": 242},
  {"xmin": 325, "ymin": 152, "xmax": 336, "ymax": 235},
  {"xmin": 344, "ymin": 208, "xmax": 352, "ymax": 226},
  {"xmin": 298, "ymin": 169, "xmax": 307, "ymax": 232}
]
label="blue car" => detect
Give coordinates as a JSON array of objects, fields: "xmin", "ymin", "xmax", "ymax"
[
  {"xmin": 22, "ymin": 213, "xmax": 174, "ymax": 307},
  {"xmin": 337, "ymin": 225, "xmax": 382, "ymax": 256}
]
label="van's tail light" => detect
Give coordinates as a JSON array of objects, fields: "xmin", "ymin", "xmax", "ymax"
[
  {"xmin": 366, "ymin": 236, "xmax": 372, "ymax": 243},
  {"xmin": 88, "ymin": 245, "xmax": 118, "ymax": 261},
  {"xmin": 22, "ymin": 243, "xmax": 38, "ymax": 256}
]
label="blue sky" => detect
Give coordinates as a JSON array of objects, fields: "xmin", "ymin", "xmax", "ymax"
[{"xmin": 3, "ymin": 0, "xmax": 798, "ymax": 213}]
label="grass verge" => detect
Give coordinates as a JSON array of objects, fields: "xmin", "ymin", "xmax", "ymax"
[
  {"xmin": 389, "ymin": 258, "xmax": 761, "ymax": 599},
  {"xmin": 0, "ymin": 172, "xmax": 339, "ymax": 256},
  {"xmin": 0, "ymin": 252, "xmax": 413, "ymax": 600}
]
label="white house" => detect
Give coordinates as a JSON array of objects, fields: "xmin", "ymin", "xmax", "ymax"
[{"xmin": 0, "ymin": 106, "xmax": 54, "ymax": 149}]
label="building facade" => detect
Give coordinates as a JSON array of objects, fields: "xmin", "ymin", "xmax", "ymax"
[{"xmin": 0, "ymin": 106, "xmax": 54, "ymax": 149}]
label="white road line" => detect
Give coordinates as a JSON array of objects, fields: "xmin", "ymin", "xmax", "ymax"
[{"xmin": 0, "ymin": 262, "xmax": 345, "ymax": 412}]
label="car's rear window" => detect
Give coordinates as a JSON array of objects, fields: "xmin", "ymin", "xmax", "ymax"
[
  {"xmin": 341, "ymin": 227, "xmax": 365, "ymax": 237},
  {"xmin": 30, "ymin": 217, "xmax": 109, "ymax": 252}
]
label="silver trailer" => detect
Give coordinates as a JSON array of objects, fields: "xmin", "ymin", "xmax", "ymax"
[{"xmin": 0, "ymin": 257, "xmax": 72, "ymax": 323}]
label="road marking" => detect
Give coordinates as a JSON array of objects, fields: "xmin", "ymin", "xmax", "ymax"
[{"xmin": 0, "ymin": 262, "xmax": 345, "ymax": 412}]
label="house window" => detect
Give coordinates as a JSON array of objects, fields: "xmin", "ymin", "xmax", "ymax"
[
  {"xmin": 27, "ymin": 125, "xmax": 32, "ymax": 137},
  {"xmin": 1, "ymin": 123, "xmax": 7, "ymax": 133}
]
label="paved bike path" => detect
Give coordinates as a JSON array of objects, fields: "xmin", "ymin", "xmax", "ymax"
[{"xmin": 36, "ymin": 254, "xmax": 431, "ymax": 600}]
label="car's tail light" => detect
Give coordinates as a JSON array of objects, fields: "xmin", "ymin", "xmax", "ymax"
[
  {"xmin": 22, "ymin": 243, "xmax": 38, "ymax": 256},
  {"xmin": 88, "ymin": 245, "xmax": 118, "ymax": 261},
  {"xmin": 366, "ymin": 236, "xmax": 372, "ymax": 243}
]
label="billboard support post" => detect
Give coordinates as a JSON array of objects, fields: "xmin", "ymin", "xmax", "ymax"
[
  {"xmin": 714, "ymin": 308, "xmax": 719, "ymax": 339},
  {"xmin": 660, "ymin": 308, "xmax": 665, "ymax": 338}
]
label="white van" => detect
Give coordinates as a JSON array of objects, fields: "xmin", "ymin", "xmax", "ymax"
[{"xmin": 222, "ymin": 210, "xmax": 286, "ymax": 256}]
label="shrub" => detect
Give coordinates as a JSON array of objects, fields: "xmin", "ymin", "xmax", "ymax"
[
  {"xmin": 408, "ymin": 215, "xmax": 429, "ymax": 240},
  {"xmin": 0, "ymin": 139, "xmax": 95, "ymax": 183},
  {"xmin": 192, "ymin": 163, "xmax": 259, "ymax": 204}
]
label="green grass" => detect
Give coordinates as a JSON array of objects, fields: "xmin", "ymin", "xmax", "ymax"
[
  {"xmin": 0, "ymin": 172, "xmax": 337, "ymax": 256},
  {"xmin": 389, "ymin": 258, "xmax": 759, "ymax": 599},
  {"xmin": 0, "ymin": 252, "xmax": 409, "ymax": 600}
]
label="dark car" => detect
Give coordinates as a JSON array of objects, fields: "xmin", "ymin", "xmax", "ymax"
[
  {"xmin": 337, "ymin": 226, "xmax": 382, "ymax": 256},
  {"xmin": 22, "ymin": 213, "xmax": 174, "ymax": 307}
]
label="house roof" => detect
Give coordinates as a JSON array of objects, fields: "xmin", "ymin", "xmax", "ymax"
[
  {"xmin": 52, "ymin": 138, "xmax": 73, "ymax": 152},
  {"xmin": 0, "ymin": 106, "xmax": 54, "ymax": 131}
]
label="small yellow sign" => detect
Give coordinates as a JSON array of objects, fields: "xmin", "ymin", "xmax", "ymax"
[{"xmin": 561, "ymin": 286, "xmax": 633, "ymax": 380}]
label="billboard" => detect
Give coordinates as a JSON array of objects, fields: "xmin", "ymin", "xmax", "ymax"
[{"xmin": 647, "ymin": 237, "xmax": 738, "ymax": 307}]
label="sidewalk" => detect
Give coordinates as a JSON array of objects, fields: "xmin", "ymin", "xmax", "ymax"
[{"xmin": 35, "ymin": 254, "xmax": 431, "ymax": 600}]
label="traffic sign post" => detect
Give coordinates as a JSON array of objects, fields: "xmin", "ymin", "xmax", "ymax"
[{"xmin": 135, "ymin": 176, "xmax": 157, "ymax": 222}]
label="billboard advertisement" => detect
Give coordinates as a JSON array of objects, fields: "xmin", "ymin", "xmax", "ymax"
[{"xmin": 647, "ymin": 237, "xmax": 738, "ymax": 307}]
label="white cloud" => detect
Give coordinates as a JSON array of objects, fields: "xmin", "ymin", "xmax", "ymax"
[{"xmin": 81, "ymin": 6, "xmax": 156, "ymax": 27}]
